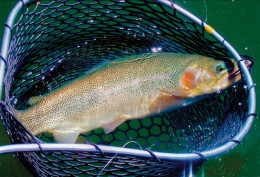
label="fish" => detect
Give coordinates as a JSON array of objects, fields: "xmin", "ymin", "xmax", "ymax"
[{"xmin": 11, "ymin": 53, "xmax": 251, "ymax": 143}]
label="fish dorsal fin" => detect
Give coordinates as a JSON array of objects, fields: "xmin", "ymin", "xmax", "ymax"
[
  {"xmin": 52, "ymin": 130, "xmax": 80, "ymax": 143},
  {"xmin": 120, "ymin": 53, "xmax": 156, "ymax": 63},
  {"xmin": 28, "ymin": 96, "xmax": 44, "ymax": 105},
  {"xmin": 102, "ymin": 115, "xmax": 129, "ymax": 134},
  {"xmin": 105, "ymin": 53, "xmax": 157, "ymax": 66},
  {"xmin": 86, "ymin": 53, "xmax": 157, "ymax": 75}
]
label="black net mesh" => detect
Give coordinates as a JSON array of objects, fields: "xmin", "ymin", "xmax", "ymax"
[{"xmin": 0, "ymin": 0, "xmax": 253, "ymax": 176}]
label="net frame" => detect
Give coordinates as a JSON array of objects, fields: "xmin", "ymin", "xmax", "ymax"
[{"xmin": 0, "ymin": 0, "xmax": 256, "ymax": 176}]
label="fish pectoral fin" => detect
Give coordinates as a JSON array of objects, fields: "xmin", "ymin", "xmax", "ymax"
[
  {"xmin": 102, "ymin": 115, "xmax": 129, "ymax": 134},
  {"xmin": 159, "ymin": 89, "xmax": 190, "ymax": 98},
  {"xmin": 28, "ymin": 96, "xmax": 44, "ymax": 105},
  {"xmin": 52, "ymin": 130, "xmax": 80, "ymax": 143},
  {"xmin": 149, "ymin": 93, "xmax": 187, "ymax": 114}
]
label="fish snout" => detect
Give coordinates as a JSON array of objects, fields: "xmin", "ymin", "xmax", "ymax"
[
  {"xmin": 228, "ymin": 58, "xmax": 253, "ymax": 80},
  {"xmin": 243, "ymin": 58, "xmax": 253, "ymax": 70}
]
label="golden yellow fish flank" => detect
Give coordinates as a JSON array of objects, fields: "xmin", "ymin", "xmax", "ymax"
[{"xmin": 11, "ymin": 53, "xmax": 249, "ymax": 143}]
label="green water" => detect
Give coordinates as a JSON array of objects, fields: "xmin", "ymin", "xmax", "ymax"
[{"xmin": 0, "ymin": 0, "xmax": 259, "ymax": 176}]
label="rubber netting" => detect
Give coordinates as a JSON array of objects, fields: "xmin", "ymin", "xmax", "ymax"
[{"xmin": 0, "ymin": 0, "xmax": 253, "ymax": 176}]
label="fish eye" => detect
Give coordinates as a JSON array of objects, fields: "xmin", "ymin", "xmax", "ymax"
[{"xmin": 216, "ymin": 64, "xmax": 225, "ymax": 73}]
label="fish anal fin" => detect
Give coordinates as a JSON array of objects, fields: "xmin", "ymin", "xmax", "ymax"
[
  {"xmin": 52, "ymin": 130, "xmax": 80, "ymax": 143},
  {"xmin": 102, "ymin": 115, "xmax": 129, "ymax": 134},
  {"xmin": 28, "ymin": 96, "xmax": 44, "ymax": 105},
  {"xmin": 149, "ymin": 93, "xmax": 186, "ymax": 114}
]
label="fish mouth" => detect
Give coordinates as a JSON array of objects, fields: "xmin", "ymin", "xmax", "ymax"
[{"xmin": 228, "ymin": 59, "xmax": 253, "ymax": 80}]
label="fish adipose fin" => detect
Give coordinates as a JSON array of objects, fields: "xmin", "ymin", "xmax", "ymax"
[
  {"xmin": 102, "ymin": 115, "xmax": 129, "ymax": 134},
  {"xmin": 52, "ymin": 130, "xmax": 80, "ymax": 143},
  {"xmin": 28, "ymin": 96, "xmax": 44, "ymax": 105}
]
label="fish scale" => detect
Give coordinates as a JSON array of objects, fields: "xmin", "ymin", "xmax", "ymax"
[{"xmin": 11, "ymin": 53, "xmax": 247, "ymax": 143}]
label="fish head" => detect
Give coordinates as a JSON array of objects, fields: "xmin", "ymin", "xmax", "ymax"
[{"xmin": 180, "ymin": 57, "xmax": 252, "ymax": 96}]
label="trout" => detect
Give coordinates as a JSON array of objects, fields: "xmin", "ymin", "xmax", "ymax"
[{"xmin": 11, "ymin": 53, "xmax": 251, "ymax": 143}]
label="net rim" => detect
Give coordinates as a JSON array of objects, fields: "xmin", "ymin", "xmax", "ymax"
[{"xmin": 0, "ymin": 0, "xmax": 256, "ymax": 161}]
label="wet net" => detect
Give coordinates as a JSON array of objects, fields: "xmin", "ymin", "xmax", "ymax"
[{"xmin": 0, "ymin": 0, "xmax": 254, "ymax": 176}]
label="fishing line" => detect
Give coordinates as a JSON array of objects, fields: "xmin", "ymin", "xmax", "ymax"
[
  {"xmin": 97, "ymin": 140, "xmax": 143, "ymax": 177},
  {"xmin": 204, "ymin": 0, "xmax": 208, "ymax": 22}
]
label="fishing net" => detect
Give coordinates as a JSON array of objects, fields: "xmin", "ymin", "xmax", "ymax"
[{"xmin": 0, "ymin": 0, "xmax": 255, "ymax": 176}]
